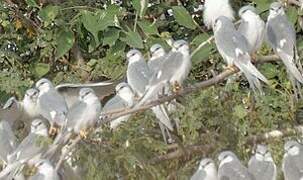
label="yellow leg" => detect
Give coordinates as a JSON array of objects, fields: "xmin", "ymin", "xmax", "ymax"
[
  {"xmin": 79, "ymin": 129, "xmax": 88, "ymax": 139},
  {"xmin": 172, "ymin": 81, "xmax": 182, "ymax": 93},
  {"xmin": 251, "ymin": 53, "xmax": 257, "ymax": 63},
  {"xmin": 48, "ymin": 124, "xmax": 59, "ymax": 137},
  {"xmin": 224, "ymin": 65, "xmax": 237, "ymax": 71}
]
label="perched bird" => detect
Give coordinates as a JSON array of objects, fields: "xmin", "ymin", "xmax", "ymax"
[
  {"xmin": 282, "ymin": 140, "xmax": 303, "ymax": 180},
  {"xmin": 238, "ymin": 5, "xmax": 265, "ymax": 55},
  {"xmin": 148, "ymin": 44, "xmax": 166, "ymax": 73},
  {"xmin": 65, "ymin": 88, "xmax": 101, "ymax": 138},
  {"xmin": 248, "ymin": 144, "xmax": 276, "ymax": 180},
  {"xmin": 0, "ymin": 120, "xmax": 17, "ymax": 163},
  {"xmin": 55, "ymin": 80, "xmax": 118, "ymax": 108},
  {"xmin": 126, "ymin": 49, "xmax": 174, "ymax": 134},
  {"xmin": 7, "ymin": 119, "xmax": 49, "ymax": 163},
  {"xmin": 203, "ymin": 0, "xmax": 235, "ymax": 29},
  {"xmin": 213, "ymin": 16, "xmax": 268, "ymax": 93},
  {"xmin": 0, "ymin": 119, "xmax": 49, "ymax": 179},
  {"xmin": 218, "ymin": 151, "xmax": 255, "ymax": 180},
  {"xmin": 266, "ymin": 2, "xmax": 303, "ymax": 99},
  {"xmin": 29, "ymin": 159, "xmax": 59, "ymax": 180},
  {"xmin": 191, "ymin": 158, "xmax": 218, "ymax": 180},
  {"xmin": 138, "ymin": 40, "xmax": 192, "ymax": 105},
  {"xmin": 102, "ymin": 82, "xmax": 135, "ymax": 129},
  {"xmin": 22, "ymin": 88, "xmax": 40, "ymax": 121},
  {"xmin": 36, "ymin": 78, "xmax": 68, "ymax": 134}
]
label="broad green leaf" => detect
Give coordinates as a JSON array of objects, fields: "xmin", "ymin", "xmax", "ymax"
[
  {"xmin": 34, "ymin": 63, "xmax": 50, "ymax": 77},
  {"xmin": 103, "ymin": 28, "xmax": 120, "ymax": 46},
  {"xmin": 121, "ymin": 30, "xmax": 144, "ymax": 49},
  {"xmin": 38, "ymin": 5, "xmax": 60, "ymax": 26},
  {"xmin": 253, "ymin": 0, "xmax": 272, "ymax": 13},
  {"xmin": 233, "ymin": 105, "xmax": 248, "ymax": 119},
  {"xmin": 132, "ymin": 0, "xmax": 147, "ymax": 18},
  {"xmin": 172, "ymin": 6, "xmax": 196, "ymax": 29},
  {"xmin": 81, "ymin": 9, "xmax": 116, "ymax": 46},
  {"xmin": 138, "ymin": 20, "xmax": 159, "ymax": 35},
  {"xmin": 286, "ymin": 6, "xmax": 298, "ymax": 25},
  {"xmin": 25, "ymin": 0, "xmax": 39, "ymax": 8},
  {"xmin": 56, "ymin": 29, "xmax": 75, "ymax": 58},
  {"xmin": 191, "ymin": 34, "xmax": 214, "ymax": 64}
]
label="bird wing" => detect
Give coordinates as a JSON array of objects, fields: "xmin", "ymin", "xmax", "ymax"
[
  {"xmin": 191, "ymin": 169, "xmax": 206, "ymax": 180},
  {"xmin": 56, "ymin": 80, "xmax": 118, "ymax": 108},
  {"xmin": 219, "ymin": 162, "xmax": 255, "ymax": 180},
  {"xmin": 66, "ymin": 101, "xmax": 87, "ymax": 129},
  {"xmin": 127, "ymin": 60, "xmax": 151, "ymax": 95},
  {"xmin": 248, "ymin": 158, "xmax": 276, "ymax": 180},
  {"xmin": 102, "ymin": 96, "xmax": 126, "ymax": 113},
  {"xmin": 0, "ymin": 121, "xmax": 16, "ymax": 162},
  {"xmin": 38, "ymin": 90, "xmax": 67, "ymax": 123}
]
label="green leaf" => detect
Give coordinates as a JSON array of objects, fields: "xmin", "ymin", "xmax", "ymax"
[
  {"xmin": 286, "ymin": 6, "xmax": 298, "ymax": 25},
  {"xmin": 172, "ymin": 6, "xmax": 196, "ymax": 29},
  {"xmin": 138, "ymin": 20, "xmax": 159, "ymax": 35},
  {"xmin": 38, "ymin": 5, "xmax": 60, "ymax": 26},
  {"xmin": 34, "ymin": 63, "xmax": 50, "ymax": 78},
  {"xmin": 233, "ymin": 105, "xmax": 248, "ymax": 119},
  {"xmin": 132, "ymin": 0, "xmax": 147, "ymax": 17},
  {"xmin": 25, "ymin": 0, "xmax": 39, "ymax": 8},
  {"xmin": 253, "ymin": 0, "xmax": 272, "ymax": 13},
  {"xmin": 103, "ymin": 28, "xmax": 120, "ymax": 46},
  {"xmin": 56, "ymin": 29, "xmax": 75, "ymax": 58},
  {"xmin": 81, "ymin": 9, "xmax": 116, "ymax": 46},
  {"xmin": 191, "ymin": 34, "xmax": 214, "ymax": 64},
  {"xmin": 121, "ymin": 30, "xmax": 144, "ymax": 49}
]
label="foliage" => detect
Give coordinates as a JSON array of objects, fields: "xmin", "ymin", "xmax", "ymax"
[{"xmin": 1, "ymin": 0, "xmax": 303, "ymax": 179}]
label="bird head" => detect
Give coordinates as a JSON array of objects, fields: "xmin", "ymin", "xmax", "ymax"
[
  {"xmin": 198, "ymin": 158, "xmax": 216, "ymax": 173},
  {"xmin": 116, "ymin": 82, "xmax": 135, "ymax": 106},
  {"xmin": 35, "ymin": 78, "xmax": 53, "ymax": 93},
  {"xmin": 238, "ymin": 5, "xmax": 257, "ymax": 18},
  {"xmin": 79, "ymin": 88, "xmax": 98, "ymax": 104},
  {"xmin": 172, "ymin": 40, "xmax": 189, "ymax": 53},
  {"xmin": 284, "ymin": 140, "xmax": 301, "ymax": 156},
  {"xmin": 126, "ymin": 49, "xmax": 143, "ymax": 63},
  {"xmin": 30, "ymin": 119, "xmax": 48, "ymax": 136},
  {"xmin": 218, "ymin": 151, "xmax": 236, "ymax": 166},
  {"xmin": 255, "ymin": 144, "xmax": 273, "ymax": 162},
  {"xmin": 23, "ymin": 88, "xmax": 39, "ymax": 103},
  {"xmin": 150, "ymin": 44, "xmax": 165, "ymax": 60},
  {"xmin": 269, "ymin": 2, "xmax": 285, "ymax": 17},
  {"xmin": 213, "ymin": 16, "xmax": 230, "ymax": 32}
]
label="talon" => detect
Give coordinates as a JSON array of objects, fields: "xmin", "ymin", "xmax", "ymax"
[
  {"xmin": 48, "ymin": 124, "xmax": 60, "ymax": 137},
  {"xmin": 172, "ymin": 81, "xmax": 182, "ymax": 93},
  {"xmin": 251, "ymin": 53, "xmax": 257, "ymax": 63},
  {"xmin": 224, "ymin": 65, "xmax": 236, "ymax": 71},
  {"xmin": 79, "ymin": 129, "xmax": 88, "ymax": 139}
]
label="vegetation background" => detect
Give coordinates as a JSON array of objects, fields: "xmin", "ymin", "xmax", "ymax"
[{"xmin": 1, "ymin": 0, "xmax": 303, "ymax": 179}]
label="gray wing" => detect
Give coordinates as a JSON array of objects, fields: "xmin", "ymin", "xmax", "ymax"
[
  {"xmin": 191, "ymin": 169, "xmax": 206, "ymax": 180},
  {"xmin": 238, "ymin": 21, "xmax": 249, "ymax": 39},
  {"xmin": 282, "ymin": 155, "xmax": 303, "ymax": 180},
  {"xmin": 56, "ymin": 81, "xmax": 118, "ymax": 108},
  {"xmin": 102, "ymin": 96, "xmax": 126, "ymax": 113},
  {"xmin": 38, "ymin": 90, "xmax": 67, "ymax": 124},
  {"xmin": 219, "ymin": 162, "xmax": 255, "ymax": 180},
  {"xmin": 8, "ymin": 134, "xmax": 46, "ymax": 162},
  {"xmin": 266, "ymin": 14, "xmax": 296, "ymax": 53},
  {"xmin": 66, "ymin": 101, "xmax": 87, "ymax": 129},
  {"xmin": 149, "ymin": 52, "xmax": 184, "ymax": 85},
  {"xmin": 148, "ymin": 58, "xmax": 163, "ymax": 74},
  {"xmin": 248, "ymin": 158, "xmax": 276, "ymax": 180},
  {"xmin": 0, "ymin": 120, "xmax": 17, "ymax": 162},
  {"xmin": 127, "ymin": 60, "xmax": 152, "ymax": 95}
]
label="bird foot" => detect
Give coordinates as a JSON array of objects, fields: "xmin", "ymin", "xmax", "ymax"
[
  {"xmin": 48, "ymin": 125, "xmax": 59, "ymax": 137},
  {"xmin": 79, "ymin": 129, "xmax": 88, "ymax": 139},
  {"xmin": 251, "ymin": 54, "xmax": 257, "ymax": 63},
  {"xmin": 172, "ymin": 81, "xmax": 182, "ymax": 94},
  {"xmin": 224, "ymin": 65, "xmax": 236, "ymax": 72}
]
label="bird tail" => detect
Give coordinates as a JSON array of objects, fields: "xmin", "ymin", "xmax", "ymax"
[
  {"xmin": 234, "ymin": 55, "xmax": 268, "ymax": 93},
  {"xmin": 0, "ymin": 161, "xmax": 22, "ymax": 179},
  {"xmin": 278, "ymin": 51, "xmax": 303, "ymax": 83},
  {"xmin": 151, "ymin": 105, "xmax": 173, "ymax": 131}
]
